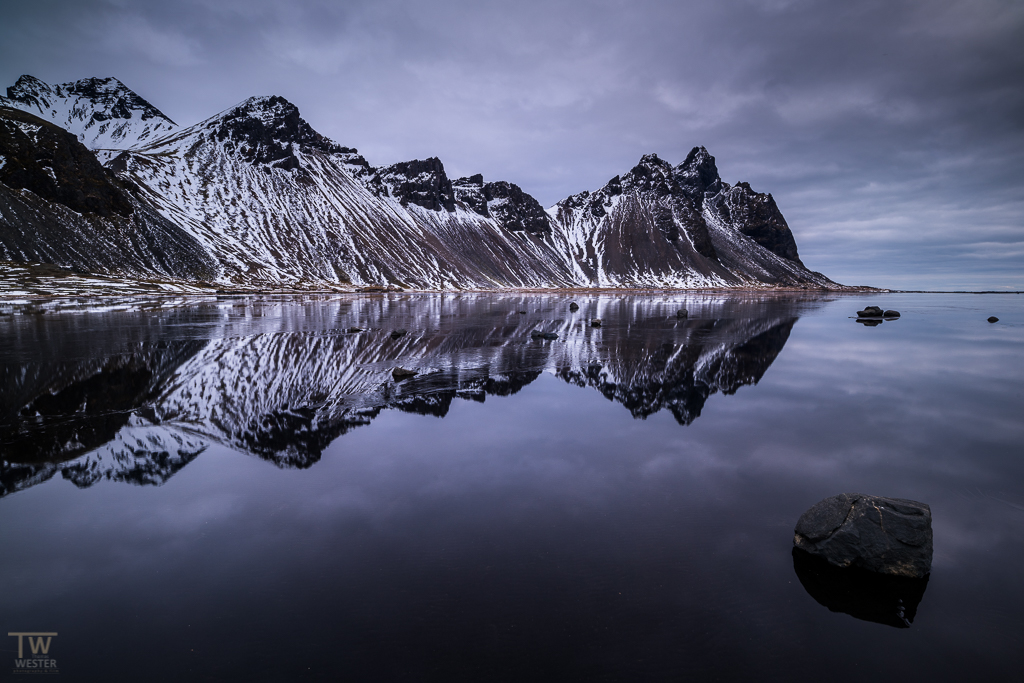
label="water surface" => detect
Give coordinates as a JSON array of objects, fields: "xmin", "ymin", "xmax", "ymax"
[{"xmin": 1, "ymin": 293, "xmax": 1021, "ymax": 681}]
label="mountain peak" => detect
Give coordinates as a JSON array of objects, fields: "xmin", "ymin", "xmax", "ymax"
[
  {"xmin": 7, "ymin": 74, "xmax": 49, "ymax": 99},
  {"xmin": 2, "ymin": 74, "xmax": 177, "ymax": 149},
  {"xmin": 225, "ymin": 95, "xmax": 301, "ymax": 126},
  {"xmin": 211, "ymin": 95, "xmax": 353, "ymax": 167},
  {"xmin": 677, "ymin": 146, "xmax": 721, "ymax": 194}
]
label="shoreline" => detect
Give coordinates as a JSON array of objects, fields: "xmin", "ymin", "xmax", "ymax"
[{"xmin": 2, "ymin": 262, "xmax": 1021, "ymax": 307}]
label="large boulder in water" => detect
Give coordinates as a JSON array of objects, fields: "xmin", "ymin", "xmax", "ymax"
[{"xmin": 793, "ymin": 493, "xmax": 933, "ymax": 578}]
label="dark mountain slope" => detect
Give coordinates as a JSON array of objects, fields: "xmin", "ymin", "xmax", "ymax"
[{"xmin": 0, "ymin": 107, "xmax": 218, "ymax": 279}]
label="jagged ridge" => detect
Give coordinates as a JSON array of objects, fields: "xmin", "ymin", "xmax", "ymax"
[{"xmin": 0, "ymin": 75, "xmax": 843, "ymax": 291}]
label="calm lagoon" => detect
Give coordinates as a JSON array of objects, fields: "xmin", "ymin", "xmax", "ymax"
[{"xmin": 1, "ymin": 292, "xmax": 1022, "ymax": 681}]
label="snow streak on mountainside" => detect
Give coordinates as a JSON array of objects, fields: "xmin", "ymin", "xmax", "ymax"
[
  {"xmin": 1, "ymin": 75, "xmax": 178, "ymax": 150},
  {"xmin": 0, "ymin": 294, "xmax": 817, "ymax": 496}
]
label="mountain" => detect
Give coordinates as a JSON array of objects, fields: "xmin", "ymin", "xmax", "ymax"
[
  {"xmin": 110, "ymin": 95, "xmax": 576, "ymax": 288},
  {"xmin": 0, "ymin": 75, "xmax": 845, "ymax": 291},
  {"xmin": 0, "ymin": 295, "xmax": 809, "ymax": 496},
  {"xmin": 549, "ymin": 149, "xmax": 828, "ymax": 287},
  {"xmin": 1, "ymin": 75, "xmax": 178, "ymax": 150},
  {"xmin": 0, "ymin": 106, "xmax": 218, "ymax": 279}
]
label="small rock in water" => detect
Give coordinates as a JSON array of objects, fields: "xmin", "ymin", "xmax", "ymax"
[
  {"xmin": 347, "ymin": 326, "xmax": 364, "ymax": 333},
  {"xmin": 676, "ymin": 309, "xmax": 688, "ymax": 319},
  {"xmin": 856, "ymin": 305, "xmax": 884, "ymax": 318},
  {"xmin": 591, "ymin": 319, "xmax": 602, "ymax": 327},
  {"xmin": 531, "ymin": 330, "xmax": 558, "ymax": 340},
  {"xmin": 883, "ymin": 310, "xmax": 901, "ymax": 318},
  {"xmin": 988, "ymin": 316, "xmax": 999, "ymax": 323},
  {"xmin": 518, "ymin": 310, "xmax": 527, "ymax": 315},
  {"xmin": 392, "ymin": 367, "xmax": 418, "ymax": 380},
  {"xmin": 390, "ymin": 329, "xmax": 408, "ymax": 339},
  {"xmin": 569, "ymin": 302, "xmax": 579, "ymax": 311},
  {"xmin": 794, "ymin": 493, "xmax": 933, "ymax": 578}
]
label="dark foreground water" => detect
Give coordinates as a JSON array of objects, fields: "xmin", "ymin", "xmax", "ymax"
[{"xmin": 0, "ymin": 292, "xmax": 1021, "ymax": 681}]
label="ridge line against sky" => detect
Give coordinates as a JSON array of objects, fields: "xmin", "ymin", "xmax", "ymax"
[{"xmin": 1, "ymin": 0, "xmax": 1021, "ymax": 290}]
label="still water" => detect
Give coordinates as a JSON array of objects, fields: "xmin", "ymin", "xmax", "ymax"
[{"xmin": 0, "ymin": 293, "xmax": 1021, "ymax": 681}]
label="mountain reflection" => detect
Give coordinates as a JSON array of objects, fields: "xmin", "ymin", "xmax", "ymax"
[{"xmin": 0, "ymin": 295, "xmax": 822, "ymax": 497}]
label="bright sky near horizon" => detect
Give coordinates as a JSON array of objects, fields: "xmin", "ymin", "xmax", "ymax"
[{"xmin": 1, "ymin": 0, "xmax": 1021, "ymax": 290}]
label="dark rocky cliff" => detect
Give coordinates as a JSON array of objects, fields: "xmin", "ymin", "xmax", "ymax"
[
  {"xmin": 453, "ymin": 174, "xmax": 551, "ymax": 233},
  {"xmin": 0, "ymin": 107, "xmax": 217, "ymax": 279}
]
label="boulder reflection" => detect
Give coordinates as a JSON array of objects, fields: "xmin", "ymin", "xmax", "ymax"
[
  {"xmin": 792, "ymin": 548, "xmax": 930, "ymax": 628},
  {"xmin": 1, "ymin": 295, "xmax": 823, "ymax": 497}
]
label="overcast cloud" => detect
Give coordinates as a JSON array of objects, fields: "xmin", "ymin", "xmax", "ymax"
[{"xmin": 1, "ymin": 0, "xmax": 1021, "ymax": 289}]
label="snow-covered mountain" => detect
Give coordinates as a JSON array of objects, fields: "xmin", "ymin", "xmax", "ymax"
[
  {"xmin": 0, "ymin": 74, "xmax": 844, "ymax": 290},
  {"xmin": 549, "ymin": 149, "xmax": 831, "ymax": 287},
  {"xmin": 0, "ymin": 295, "xmax": 810, "ymax": 496},
  {"xmin": 111, "ymin": 96, "xmax": 576, "ymax": 288},
  {"xmin": 1, "ymin": 75, "xmax": 178, "ymax": 150}
]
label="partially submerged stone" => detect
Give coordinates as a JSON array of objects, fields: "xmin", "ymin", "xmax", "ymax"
[
  {"xmin": 676, "ymin": 309, "xmax": 688, "ymax": 319},
  {"xmin": 988, "ymin": 316, "xmax": 999, "ymax": 323},
  {"xmin": 591, "ymin": 319, "xmax": 602, "ymax": 327},
  {"xmin": 390, "ymin": 329, "xmax": 408, "ymax": 339},
  {"xmin": 392, "ymin": 367, "xmax": 418, "ymax": 380},
  {"xmin": 856, "ymin": 306, "xmax": 884, "ymax": 318},
  {"xmin": 794, "ymin": 493, "xmax": 933, "ymax": 578},
  {"xmin": 883, "ymin": 310, "xmax": 900, "ymax": 318},
  {"xmin": 531, "ymin": 330, "xmax": 558, "ymax": 340},
  {"xmin": 569, "ymin": 302, "xmax": 579, "ymax": 311}
]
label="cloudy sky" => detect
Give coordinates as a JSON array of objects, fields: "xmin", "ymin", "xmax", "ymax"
[{"xmin": 1, "ymin": 0, "xmax": 1021, "ymax": 289}]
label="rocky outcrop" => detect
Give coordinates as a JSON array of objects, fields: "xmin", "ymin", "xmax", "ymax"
[
  {"xmin": 452, "ymin": 174, "xmax": 551, "ymax": 233},
  {"xmin": 1, "ymin": 106, "xmax": 133, "ymax": 217},
  {"xmin": 706, "ymin": 182, "xmax": 801, "ymax": 264},
  {"xmin": 794, "ymin": 493, "xmax": 933, "ymax": 578},
  {"xmin": 370, "ymin": 157, "xmax": 456, "ymax": 211}
]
